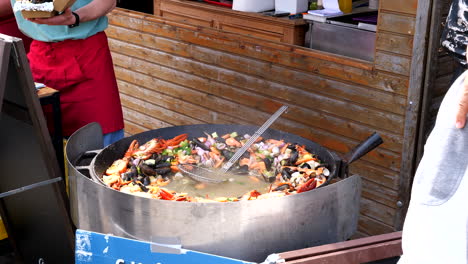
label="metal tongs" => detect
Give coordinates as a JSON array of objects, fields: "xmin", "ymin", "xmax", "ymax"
[{"xmin": 178, "ymin": 105, "xmax": 289, "ymax": 183}]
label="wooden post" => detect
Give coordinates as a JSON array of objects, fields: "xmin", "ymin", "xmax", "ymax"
[{"xmin": 396, "ymin": 0, "xmax": 433, "ymax": 229}]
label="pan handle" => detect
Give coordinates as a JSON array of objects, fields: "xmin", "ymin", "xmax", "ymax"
[
  {"xmin": 342, "ymin": 132, "xmax": 383, "ymax": 165},
  {"xmin": 74, "ymin": 149, "xmax": 102, "ymax": 180}
]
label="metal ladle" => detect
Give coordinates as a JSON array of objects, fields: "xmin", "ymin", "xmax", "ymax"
[{"xmin": 178, "ymin": 105, "xmax": 289, "ymax": 183}]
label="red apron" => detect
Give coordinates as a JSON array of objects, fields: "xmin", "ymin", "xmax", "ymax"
[
  {"xmin": 0, "ymin": 14, "xmax": 32, "ymax": 52},
  {"xmin": 28, "ymin": 31, "xmax": 124, "ymax": 136}
]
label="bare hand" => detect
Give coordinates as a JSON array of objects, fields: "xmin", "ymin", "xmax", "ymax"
[
  {"xmin": 26, "ymin": 8, "xmax": 75, "ymax": 26},
  {"xmin": 455, "ymin": 72, "xmax": 468, "ymax": 128}
]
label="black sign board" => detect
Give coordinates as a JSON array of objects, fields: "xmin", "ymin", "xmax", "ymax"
[{"xmin": 0, "ymin": 34, "xmax": 74, "ymax": 263}]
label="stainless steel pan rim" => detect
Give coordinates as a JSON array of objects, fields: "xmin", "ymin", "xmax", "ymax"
[{"xmin": 66, "ymin": 123, "xmax": 376, "ymax": 262}]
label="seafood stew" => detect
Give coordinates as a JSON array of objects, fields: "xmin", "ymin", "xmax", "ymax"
[{"xmin": 100, "ymin": 125, "xmax": 337, "ymax": 202}]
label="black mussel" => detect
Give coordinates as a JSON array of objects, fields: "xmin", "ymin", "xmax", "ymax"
[
  {"xmin": 142, "ymin": 176, "xmax": 151, "ymax": 186},
  {"xmin": 263, "ymin": 158, "xmax": 272, "ymax": 171},
  {"xmin": 300, "ymin": 163, "xmax": 311, "ymax": 169},
  {"xmin": 160, "ymin": 155, "xmax": 172, "ymax": 163},
  {"xmin": 140, "ymin": 163, "xmax": 157, "ymax": 176},
  {"xmin": 241, "ymin": 151, "xmax": 250, "ymax": 159},
  {"xmin": 287, "ymin": 144, "xmax": 296, "ymax": 150},
  {"xmin": 281, "ymin": 168, "xmax": 292, "ymax": 181},
  {"xmin": 192, "ymin": 137, "xmax": 210, "ymax": 151},
  {"xmin": 127, "ymin": 165, "xmax": 138, "ymax": 178},
  {"xmin": 315, "ymin": 164, "xmax": 328, "ymax": 169},
  {"xmin": 155, "ymin": 162, "xmax": 171, "ymax": 168},
  {"xmin": 154, "ymin": 167, "xmax": 171, "ymax": 175},
  {"xmin": 120, "ymin": 172, "xmax": 132, "ymax": 181},
  {"xmin": 235, "ymin": 135, "xmax": 244, "ymax": 142},
  {"xmin": 288, "ymin": 150, "xmax": 299, "ymax": 165},
  {"xmin": 273, "ymin": 183, "xmax": 292, "ymax": 192},
  {"xmin": 221, "ymin": 149, "xmax": 234, "ymax": 160},
  {"xmin": 152, "ymin": 153, "xmax": 163, "ymax": 164},
  {"xmin": 136, "ymin": 175, "xmax": 144, "ymax": 182},
  {"xmin": 232, "ymin": 165, "xmax": 249, "ymax": 174},
  {"xmin": 136, "ymin": 181, "xmax": 149, "ymax": 192},
  {"xmin": 215, "ymin": 137, "xmax": 226, "ymax": 144},
  {"xmin": 262, "ymin": 173, "xmax": 276, "ymax": 183}
]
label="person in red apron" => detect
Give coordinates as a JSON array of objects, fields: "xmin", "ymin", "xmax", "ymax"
[
  {"xmin": 11, "ymin": 0, "xmax": 124, "ymax": 146},
  {"xmin": 0, "ymin": 0, "xmax": 31, "ymax": 52}
]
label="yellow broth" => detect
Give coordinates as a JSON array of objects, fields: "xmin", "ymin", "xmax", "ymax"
[{"xmin": 167, "ymin": 173, "xmax": 272, "ymax": 199}]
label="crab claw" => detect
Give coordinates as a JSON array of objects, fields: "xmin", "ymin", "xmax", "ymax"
[
  {"xmin": 124, "ymin": 140, "xmax": 139, "ymax": 158},
  {"xmin": 296, "ymin": 178, "xmax": 317, "ymax": 193}
]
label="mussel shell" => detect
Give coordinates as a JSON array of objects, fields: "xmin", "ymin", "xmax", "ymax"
[
  {"xmin": 281, "ymin": 168, "xmax": 292, "ymax": 181},
  {"xmin": 235, "ymin": 135, "xmax": 244, "ymax": 141},
  {"xmin": 160, "ymin": 155, "xmax": 172, "ymax": 162},
  {"xmin": 289, "ymin": 150, "xmax": 298, "ymax": 165},
  {"xmin": 263, "ymin": 158, "xmax": 272, "ymax": 171},
  {"xmin": 136, "ymin": 181, "xmax": 149, "ymax": 192},
  {"xmin": 140, "ymin": 163, "xmax": 157, "ymax": 176},
  {"xmin": 155, "ymin": 162, "xmax": 172, "ymax": 168},
  {"xmin": 287, "ymin": 144, "xmax": 297, "ymax": 150},
  {"xmin": 121, "ymin": 172, "xmax": 132, "ymax": 181},
  {"xmin": 215, "ymin": 137, "xmax": 226, "ymax": 144},
  {"xmin": 273, "ymin": 184, "xmax": 291, "ymax": 192},
  {"xmin": 192, "ymin": 138, "xmax": 210, "ymax": 151},
  {"xmin": 232, "ymin": 165, "xmax": 249, "ymax": 174},
  {"xmin": 154, "ymin": 167, "xmax": 172, "ymax": 175},
  {"xmin": 262, "ymin": 174, "xmax": 276, "ymax": 183},
  {"xmin": 143, "ymin": 176, "xmax": 151, "ymax": 186},
  {"xmin": 151, "ymin": 153, "xmax": 163, "ymax": 164},
  {"xmin": 128, "ymin": 165, "xmax": 138, "ymax": 178},
  {"xmin": 221, "ymin": 149, "xmax": 234, "ymax": 160}
]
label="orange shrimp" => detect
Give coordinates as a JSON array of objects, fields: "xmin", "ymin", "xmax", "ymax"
[
  {"xmin": 164, "ymin": 134, "xmax": 188, "ymax": 147},
  {"xmin": 170, "ymin": 165, "xmax": 180, "ymax": 172},
  {"xmin": 105, "ymin": 158, "xmax": 129, "ymax": 175},
  {"xmin": 294, "ymin": 156, "xmax": 316, "ymax": 165},
  {"xmin": 239, "ymin": 158, "xmax": 250, "ymax": 167},
  {"xmin": 124, "ymin": 140, "xmax": 139, "ymax": 158},
  {"xmin": 156, "ymin": 178, "xmax": 170, "ymax": 186},
  {"xmin": 250, "ymin": 161, "xmax": 266, "ymax": 172},
  {"xmin": 248, "ymin": 176, "xmax": 261, "ymax": 182},
  {"xmin": 225, "ymin": 137, "xmax": 242, "ymax": 148},
  {"xmin": 296, "ymin": 145, "xmax": 309, "ymax": 155},
  {"xmin": 210, "ymin": 146, "xmax": 221, "ymax": 155},
  {"xmin": 265, "ymin": 139, "xmax": 285, "ymax": 147},
  {"xmin": 214, "ymin": 157, "xmax": 225, "ymax": 168}
]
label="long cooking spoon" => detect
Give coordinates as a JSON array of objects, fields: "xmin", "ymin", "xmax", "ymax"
[{"xmin": 178, "ymin": 105, "xmax": 288, "ymax": 183}]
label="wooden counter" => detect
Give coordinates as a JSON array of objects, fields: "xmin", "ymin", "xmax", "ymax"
[{"xmin": 153, "ymin": 0, "xmax": 307, "ymax": 45}]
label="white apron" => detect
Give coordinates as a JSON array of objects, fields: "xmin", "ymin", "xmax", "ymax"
[{"xmin": 399, "ymin": 71, "xmax": 468, "ymax": 264}]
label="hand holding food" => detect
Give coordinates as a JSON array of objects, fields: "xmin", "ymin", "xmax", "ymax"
[{"xmin": 13, "ymin": 0, "xmax": 76, "ymax": 19}]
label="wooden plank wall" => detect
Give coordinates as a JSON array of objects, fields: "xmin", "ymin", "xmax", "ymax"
[
  {"xmin": 106, "ymin": 0, "xmax": 422, "ymax": 236},
  {"xmin": 417, "ymin": 0, "xmax": 454, "ymax": 161}
]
